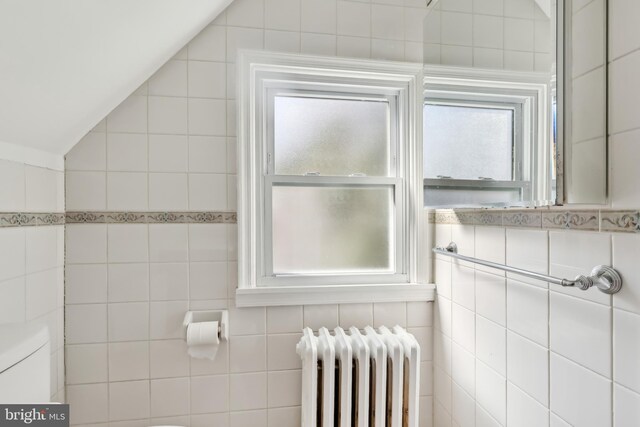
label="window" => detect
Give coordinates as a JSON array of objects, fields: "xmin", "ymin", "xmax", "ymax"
[
  {"xmin": 237, "ymin": 51, "xmax": 430, "ymax": 306},
  {"xmin": 423, "ymin": 68, "xmax": 551, "ymax": 208}
]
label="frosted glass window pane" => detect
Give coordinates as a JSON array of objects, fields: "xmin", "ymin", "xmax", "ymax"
[
  {"xmin": 272, "ymin": 186, "xmax": 394, "ymax": 275},
  {"xmin": 274, "ymin": 96, "xmax": 391, "ymax": 176},
  {"xmin": 423, "ymin": 104, "xmax": 514, "ymax": 180}
]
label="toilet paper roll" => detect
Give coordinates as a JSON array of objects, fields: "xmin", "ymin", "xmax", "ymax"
[{"xmin": 186, "ymin": 321, "xmax": 220, "ymax": 360}]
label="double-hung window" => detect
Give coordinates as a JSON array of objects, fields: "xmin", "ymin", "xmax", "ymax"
[{"xmin": 237, "ymin": 51, "xmax": 429, "ymax": 306}]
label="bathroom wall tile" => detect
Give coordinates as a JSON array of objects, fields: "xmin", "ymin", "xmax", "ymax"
[
  {"xmin": 149, "ymin": 60, "xmax": 188, "ymax": 97},
  {"xmin": 26, "ymin": 227, "xmax": 59, "ymax": 273},
  {"xmin": 65, "ymin": 344, "xmax": 108, "ymax": 385},
  {"xmin": 451, "ymin": 225, "xmax": 475, "ymax": 268},
  {"xmin": 66, "ymin": 132, "xmax": 107, "ymax": 171},
  {"xmin": 613, "ymin": 230, "xmax": 640, "ymax": 316},
  {"xmin": 614, "ymin": 385, "xmax": 640, "ymax": 427},
  {"xmin": 373, "ymin": 302, "xmax": 407, "ymax": 328},
  {"xmin": 434, "ymin": 330, "xmax": 452, "ymax": 375},
  {"xmin": 407, "ymin": 301, "xmax": 433, "ymax": 327},
  {"xmin": 301, "ymin": 0, "xmax": 336, "ymax": 34},
  {"xmin": 66, "ymin": 224, "xmax": 107, "ymax": 264},
  {"xmin": 0, "ymin": 160, "xmax": 25, "ymax": 211},
  {"xmin": 613, "ymin": 309, "xmax": 640, "ymax": 393},
  {"xmin": 609, "ymin": 50, "xmax": 640, "ymax": 134},
  {"xmin": 451, "ymin": 341, "xmax": 475, "ymax": 397},
  {"xmin": 435, "ymin": 259, "xmax": 452, "ymax": 299},
  {"xmin": 150, "ymin": 262, "xmax": 189, "ymax": 301},
  {"xmin": 230, "ymin": 305, "xmax": 266, "ymax": 336},
  {"xmin": 265, "ymin": 30, "xmax": 301, "ymax": 53},
  {"xmin": 611, "ymin": 130, "xmax": 640, "ymax": 210},
  {"xmin": 452, "ymin": 382, "xmax": 475, "ymax": 427},
  {"xmin": 475, "ymin": 271, "xmax": 506, "ymax": 326},
  {"xmin": 550, "ymin": 353, "xmax": 611, "ymax": 427},
  {"xmin": 226, "ymin": 27, "xmax": 264, "ymax": 63},
  {"xmin": 190, "ymin": 261, "xmax": 228, "ymax": 300},
  {"xmin": 188, "ymin": 136, "xmax": 227, "ymax": 173},
  {"xmin": 267, "ymin": 333, "xmax": 302, "ymax": 371},
  {"xmin": 476, "ymin": 315, "xmax": 506, "ymax": 376},
  {"xmin": 265, "ymin": 0, "xmax": 301, "ymax": 31},
  {"xmin": 108, "ymin": 263, "xmax": 149, "ymax": 302},
  {"xmin": 150, "ymin": 339, "xmax": 190, "ymax": 379},
  {"xmin": 66, "ymin": 171, "xmax": 106, "ymax": 210},
  {"xmin": 188, "ymin": 173, "xmax": 227, "ymax": 210},
  {"xmin": 452, "ymin": 265, "xmax": 475, "ymax": 311},
  {"xmin": 66, "ymin": 383, "xmax": 109, "ymax": 424},
  {"xmin": 506, "ymin": 331, "xmax": 549, "ymax": 406},
  {"xmin": 107, "ymin": 133, "xmax": 147, "ymax": 172},
  {"xmin": 451, "ymin": 303, "xmax": 475, "ymax": 354},
  {"xmin": 230, "ymin": 372, "xmax": 268, "ymax": 411},
  {"xmin": 148, "ymin": 173, "xmax": 188, "ymax": 210},
  {"xmin": 475, "ymin": 361, "xmax": 506, "ymax": 425},
  {"xmin": 506, "ymin": 229, "xmax": 548, "ymax": 288},
  {"xmin": 267, "ymin": 370, "xmax": 302, "ymax": 408},
  {"xmin": 150, "ymin": 377, "xmax": 190, "ymax": 417},
  {"xmin": 66, "ymin": 304, "xmax": 108, "ymax": 344},
  {"xmin": 230, "ymin": 334, "xmax": 267, "ymax": 373},
  {"xmin": 339, "ymin": 303, "xmax": 374, "ymax": 329},
  {"xmin": 107, "ymin": 95, "xmax": 147, "ymax": 134},
  {"xmin": 267, "ymin": 305, "xmax": 303, "ymax": 334},
  {"xmin": 189, "ymin": 25, "xmax": 226, "ymax": 62},
  {"xmin": 0, "ymin": 277, "xmax": 26, "ymax": 324},
  {"xmin": 108, "ymin": 302, "xmax": 150, "ymax": 342},
  {"xmin": 435, "ymin": 296, "xmax": 452, "ymax": 338},
  {"xmin": 191, "ymin": 374, "xmax": 230, "ymax": 414},
  {"xmin": 189, "ymin": 61, "xmax": 226, "ymax": 99},
  {"xmin": 191, "ymin": 413, "xmax": 230, "ymax": 427},
  {"xmin": 109, "ymin": 341, "xmax": 150, "ymax": 381},
  {"xmin": 434, "ymin": 366, "xmax": 453, "ymax": 413},
  {"xmin": 149, "ymin": 224, "xmax": 189, "ymax": 262},
  {"xmin": 188, "ymin": 224, "xmax": 227, "ymax": 262},
  {"xmin": 106, "ymin": 172, "xmax": 148, "ymax": 210},
  {"xmin": 507, "ymin": 382, "xmax": 550, "ymax": 427},
  {"xmin": 25, "ymin": 166, "xmax": 62, "ymax": 212},
  {"xmin": 473, "ymin": 14, "xmax": 503, "ymax": 48},
  {"xmin": 149, "ymin": 134, "xmax": 188, "ymax": 172},
  {"xmin": 303, "ymin": 304, "xmax": 339, "ymax": 330},
  {"xmin": 474, "ymin": 226, "xmax": 505, "ymax": 276},
  {"xmin": 149, "ymin": 96, "xmax": 188, "ymax": 135},
  {"xmin": 226, "ymin": 0, "xmax": 264, "ymax": 28},
  {"xmin": 609, "ymin": 0, "xmax": 640, "ymax": 60},
  {"xmin": 189, "ymin": 98, "xmax": 227, "ymax": 136},
  {"xmin": 109, "ymin": 380, "xmax": 151, "ymax": 421},
  {"xmin": 108, "ymin": 224, "xmax": 149, "ymax": 263},
  {"xmin": 506, "ymin": 279, "xmax": 548, "ymax": 346},
  {"xmin": 26, "ymin": 269, "xmax": 59, "ymax": 319},
  {"xmin": 441, "ymin": 12, "xmax": 473, "ymax": 46},
  {"xmin": 337, "ymin": 1, "xmax": 371, "ymax": 38},
  {"xmin": 268, "ymin": 406, "xmax": 301, "ymax": 427},
  {"xmin": 231, "ymin": 410, "xmax": 267, "ymax": 427},
  {"xmin": 550, "ymin": 291, "xmax": 611, "ymax": 377},
  {"xmin": 150, "ymin": 301, "xmax": 188, "ymax": 339}
]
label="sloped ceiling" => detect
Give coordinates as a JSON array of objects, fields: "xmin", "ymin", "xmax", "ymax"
[{"xmin": 0, "ymin": 0, "xmax": 233, "ymax": 158}]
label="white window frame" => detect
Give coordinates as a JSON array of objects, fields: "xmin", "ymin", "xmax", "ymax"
[
  {"xmin": 236, "ymin": 50, "xmax": 433, "ymax": 307},
  {"xmin": 423, "ymin": 65, "xmax": 552, "ymax": 208}
]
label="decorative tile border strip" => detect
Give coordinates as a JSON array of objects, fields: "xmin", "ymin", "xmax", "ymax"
[
  {"xmin": 66, "ymin": 211, "xmax": 237, "ymax": 224},
  {"xmin": 0, "ymin": 212, "xmax": 65, "ymax": 228},
  {"xmin": 430, "ymin": 208, "xmax": 640, "ymax": 233}
]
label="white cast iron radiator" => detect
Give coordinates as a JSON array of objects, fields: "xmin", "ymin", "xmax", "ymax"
[{"xmin": 296, "ymin": 325, "xmax": 420, "ymax": 427}]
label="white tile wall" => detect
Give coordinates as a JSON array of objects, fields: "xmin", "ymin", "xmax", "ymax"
[
  {"xmin": 0, "ymin": 159, "xmax": 65, "ymax": 402},
  {"xmin": 64, "ymin": 3, "xmax": 435, "ymax": 425},
  {"xmin": 423, "ymin": 0, "xmax": 551, "ymax": 72},
  {"xmin": 434, "ymin": 223, "xmax": 640, "ymax": 427}
]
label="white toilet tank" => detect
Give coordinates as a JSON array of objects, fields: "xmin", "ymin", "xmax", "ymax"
[{"xmin": 0, "ymin": 323, "xmax": 50, "ymax": 403}]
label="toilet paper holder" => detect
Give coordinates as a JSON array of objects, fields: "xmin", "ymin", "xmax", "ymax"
[{"xmin": 183, "ymin": 310, "xmax": 229, "ymax": 341}]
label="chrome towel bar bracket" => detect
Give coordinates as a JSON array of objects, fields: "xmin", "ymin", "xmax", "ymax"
[{"xmin": 433, "ymin": 242, "xmax": 622, "ymax": 294}]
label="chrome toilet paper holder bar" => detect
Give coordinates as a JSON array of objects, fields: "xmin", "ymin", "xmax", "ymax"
[{"xmin": 183, "ymin": 310, "xmax": 229, "ymax": 341}]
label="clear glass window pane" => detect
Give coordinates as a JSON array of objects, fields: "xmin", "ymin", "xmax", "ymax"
[
  {"xmin": 273, "ymin": 95, "xmax": 391, "ymax": 176},
  {"xmin": 271, "ymin": 186, "xmax": 394, "ymax": 275},
  {"xmin": 423, "ymin": 104, "xmax": 514, "ymax": 180}
]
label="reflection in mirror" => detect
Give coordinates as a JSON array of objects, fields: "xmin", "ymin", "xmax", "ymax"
[{"xmin": 421, "ymin": 0, "xmax": 607, "ymax": 207}]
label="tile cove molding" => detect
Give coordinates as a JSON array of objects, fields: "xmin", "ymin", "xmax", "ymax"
[
  {"xmin": 430, "ymin": 209, "xmax": 640, "ymax": 233},
  {"xmin": 0, "ymin": 212, "xmax": 65, "ymax": 227},
  {"xmin": 65, "ymin": 211, "xmax": 237, "ymax": 224}
]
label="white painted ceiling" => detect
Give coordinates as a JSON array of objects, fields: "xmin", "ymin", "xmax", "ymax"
[{"xmin": 0, "ymin": 0, "xmax": 232, "ymax": 157}]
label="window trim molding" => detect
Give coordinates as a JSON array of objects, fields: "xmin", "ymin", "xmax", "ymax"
[
  {"xmin": 423, "ymin": 64, "xmax": 552, "ymax": 208},
  {"xmin": 236, "ymin": 50, "xmax": 428, "ymax": 307}
]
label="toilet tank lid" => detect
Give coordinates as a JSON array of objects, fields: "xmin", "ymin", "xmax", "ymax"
[{"xmin": 0, "ymin": 323, "xmax": 49, "ymax": 373}]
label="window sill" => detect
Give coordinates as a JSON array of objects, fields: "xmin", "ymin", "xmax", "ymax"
[{"xmin": 235, "ymin": 283, "xmax": 436, "ymax": 308}]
